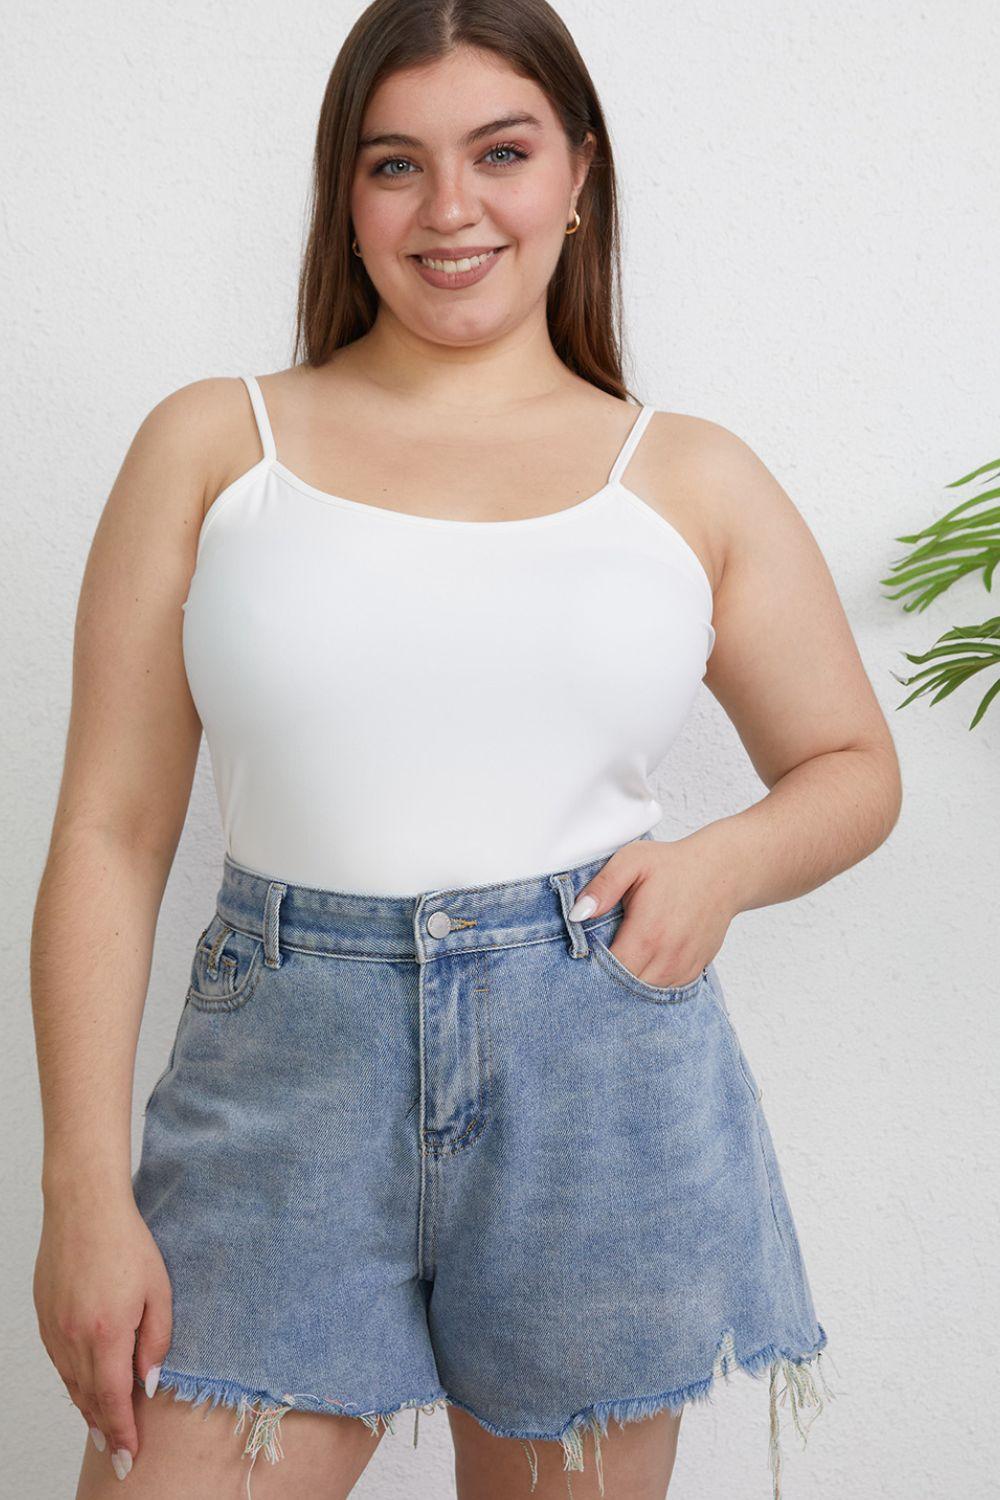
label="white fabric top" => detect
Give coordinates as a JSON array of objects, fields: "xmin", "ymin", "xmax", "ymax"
[{"xmin": 181, "ymin": 375, "xmax": 716, "ymax": 895}]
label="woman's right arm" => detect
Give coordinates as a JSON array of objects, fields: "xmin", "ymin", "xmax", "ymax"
[{"xmin": 29, "ymin": 376, "xmax": 238, "ymax": 1480}]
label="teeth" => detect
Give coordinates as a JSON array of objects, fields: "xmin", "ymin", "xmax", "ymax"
[{"xmin": 418, "ymin": 250, "xmax": 498, "ymax": 272}]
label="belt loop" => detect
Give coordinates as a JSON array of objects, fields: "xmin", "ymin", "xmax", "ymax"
[
  {"xmin": 263, "ymin": 880, "xmax": 287, "ymax": 968},
  {"xmin": 548, "ymin": 871, "xmax": 590, "ymax": 958}
]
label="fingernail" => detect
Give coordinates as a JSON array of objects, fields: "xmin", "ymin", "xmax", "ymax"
[
  {"xmin": 145, "ymin": 1363, "xmax": 161, "ymax": 1398},
  {"xmin": 111, "ymin": 1448, "xmax": 132, "ymax": 1480},
  {"xmin": 568, "ymin": 894, "xmax": 597, "ymax": 921},
  {"xmin": 89, "ymin": 1425, "xmax": 106, "ymax": 1452}
]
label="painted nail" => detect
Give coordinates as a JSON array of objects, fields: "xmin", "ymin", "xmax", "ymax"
[
  {"xmin": 89, "ymin": 1425, "xmax": 106, "ymax": 1452},
  {"xmin": 111, "ymin": 1448, "xmax": 132, "ymax": 1480},
  {"xmin": 568, "ymin": 894, "xmax": 597, "ymax": 921},
  {"xmin": 145, "ymin": 1363, "xmax": 161, "ymax": 1398}
]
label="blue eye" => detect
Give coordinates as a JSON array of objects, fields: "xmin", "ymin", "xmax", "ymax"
[
  {"xmin": 374, "ymin": 158, "xmax": 411, "ymax": 177},
  {"xmin": 483, "ymin": 143, "xmax": 529, "ymax": 168},
  {"xmin": 370, "ymin": 142, "xmax": 529, "ymax": 178}
]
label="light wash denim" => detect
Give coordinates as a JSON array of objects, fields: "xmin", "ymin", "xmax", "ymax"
[{"xmin": 132, "ymin": 830, "xmax": 832, "ymax": 1498}]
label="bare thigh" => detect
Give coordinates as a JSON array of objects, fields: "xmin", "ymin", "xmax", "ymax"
[
  {"xmin": 74, "ymin": 1385, "xmax": 384, "ymax": 1500},
  {"xmin": 448, "ymin": 1404, "xmax": 684, "ymax": 1500}
]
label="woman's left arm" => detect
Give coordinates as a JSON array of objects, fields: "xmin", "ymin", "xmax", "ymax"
[
  {"xmin": 695, "ymin": 422, "xmax": 903, "ymax": 913},
  {"xmin": 574, "ymin": 421, "xmax": 903, "ymax": 987}
]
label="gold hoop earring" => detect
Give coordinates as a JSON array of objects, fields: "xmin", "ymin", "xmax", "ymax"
[
  {"xmin": 352, "ymin": 237, "xmax": 362, "ymax": 256},
  {"xmin": 564, "ymin": 210, "xmax": 581, "ymax": 235}
]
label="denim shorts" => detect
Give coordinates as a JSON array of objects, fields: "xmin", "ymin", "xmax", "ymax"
[{"xmin": 132, "ymin": 831, "xmax": 832, "ymax": 1499}]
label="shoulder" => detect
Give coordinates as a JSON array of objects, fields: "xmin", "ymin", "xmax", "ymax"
[
  {"xmin": 637, "ymin": 410, "xmax": 816, "ymax": 593},
  {"xmin": 643, "ymin": 408, "xmax": 784, "ymax": 498},
  {"xmin": 85, "ymin": 379, "xmax": 257, "ymax": 619},
  {"xmin": 129, "ymin": 375, "xmax": 265, "ymax": 521},
  {"xmin": 134, "ymin": 375, "xmax": 245, "ymax": 449}
]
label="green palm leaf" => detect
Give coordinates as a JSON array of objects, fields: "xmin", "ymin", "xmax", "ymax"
[
  {"xmin": 880, "ymin": 480, "xmax": 1000, "ymax": 612},
  {"xmin": 884, "ymin": 458, "xmax": 1000, "ymax": 727},
  {"xmin": 890, "ymin": 617, "xmax": 1000, "ymax": 729}
]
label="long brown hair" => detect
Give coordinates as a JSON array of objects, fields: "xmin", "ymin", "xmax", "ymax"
[{"xmin": 291, "ymin": 0, "xmax": 636, "ymax": 401}]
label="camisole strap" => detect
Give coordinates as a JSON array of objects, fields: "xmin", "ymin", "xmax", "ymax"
[
  {"xmin": 607, "ymin": 403, "xmax": 656, "ymax": 487},
  {"xmin": 240, "ymin": 374, "xmax": 277, "ymax": 463}
]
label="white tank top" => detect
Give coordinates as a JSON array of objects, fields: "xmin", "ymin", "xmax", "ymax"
[{"xmin": 181, "ymin": 375, "xmax": 716, "ymax": 895}]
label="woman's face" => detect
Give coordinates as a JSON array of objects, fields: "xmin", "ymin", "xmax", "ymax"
[{"xmin": 350, "ymin": 45, "xmax": 594, "ymax": 348}]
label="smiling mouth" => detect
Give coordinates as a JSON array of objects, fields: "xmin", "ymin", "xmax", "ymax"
[{"xmin": 410, "ymin": 247, "xmax": 507, "ymax": 271}]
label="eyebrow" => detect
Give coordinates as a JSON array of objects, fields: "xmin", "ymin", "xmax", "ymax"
[{"xmin": 357, "ymin": 112, "xmax": 545, "ymax": 152}]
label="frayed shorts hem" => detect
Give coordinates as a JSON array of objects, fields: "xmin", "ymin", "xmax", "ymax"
[
  {"xmin": 145, "ymin": 1324, "xmax": 833, "ymax": 1500},
  {"xmin": 447, "ymin": 1325, "xmax": 833, "ymax": 1500}
]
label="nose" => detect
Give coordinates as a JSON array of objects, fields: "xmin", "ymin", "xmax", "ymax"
[{"xmin": 416, "ymin": 164, "xmax": 485, "ymax": 234}]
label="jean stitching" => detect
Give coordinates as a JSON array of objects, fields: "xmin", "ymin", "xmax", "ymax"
[
  {"xmin": 590, "ymin": 936, "xmax": 707, "ymax": 1003},
  {"xmin": 187, "ymin": 943, "xmax": 264, "ymax": 1012},
  {"xmin": 424, "ymin": 949, "xmax": 492, "ymax": 1160},
  {"xmin": 214, "ymin": 909, "xmax": 623, "ymax": 963}
]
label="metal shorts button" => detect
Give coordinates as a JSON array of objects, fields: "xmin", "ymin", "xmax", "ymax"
[{"xmin": 426, "ymin": 910, "xmax": 452, "ymax": 938}]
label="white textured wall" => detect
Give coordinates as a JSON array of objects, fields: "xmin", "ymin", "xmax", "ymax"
[{"xmin": 3, "ymin": 2, "xmax": 998, "ymax": 1496}]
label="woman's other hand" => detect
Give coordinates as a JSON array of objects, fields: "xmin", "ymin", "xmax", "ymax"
[
  {"xmin": 33, "ymin": 1186, "xmax": 172, "ymax": 1481},
  {"xmin": 568, "ymin": 835, "xmax": 736, "ymax": 989}
]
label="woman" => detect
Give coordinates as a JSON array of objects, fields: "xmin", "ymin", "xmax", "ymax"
[{"xmin": 31, "ymin": 2, "xmax": 900, "ymax": 1497}]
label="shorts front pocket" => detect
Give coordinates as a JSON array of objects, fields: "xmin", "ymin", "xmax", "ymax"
[
  {"xmin": 586, "ymin": 913, "xmax": 709, "ymax": 1005},
  {"xmin": 187, "ymin": 913, "xmax": 265, "ymax": 1013}
]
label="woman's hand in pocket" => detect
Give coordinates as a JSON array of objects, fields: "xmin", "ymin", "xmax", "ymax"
[
  {"xmin": 568, "ymin": 833, "xmax": 737, "ymax": 988},
  {"xmin": 33, "ymin": 1184, "xmax": 172, "ymax": 1480}
]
